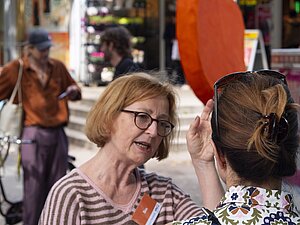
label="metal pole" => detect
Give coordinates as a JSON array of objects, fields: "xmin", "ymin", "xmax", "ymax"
[
  {"xmin": 4, "ymin": 0, "xmax": 17, "ymax": 63},
  {"xmin": 271, "ymin": 0, "xmax": 282, "ymax": 48},
  {"xmin": 16, "ymin": 0, "xmax": 26, "ymax": 42},
  {"xmin": 159, "ymin": 0, "xmax": 165, "ymax": 72},
  {"xmin": 17, "ymin": 0, "xmax": 26, "ymax": 56}
]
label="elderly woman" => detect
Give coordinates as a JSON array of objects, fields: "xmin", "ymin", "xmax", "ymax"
[
  {"xmin": 39, "ymin": 73, "xmax": 203, "ymax": 224},
  {"xmin": 172, "ymin": 70, "xmax": 300, "ymax": 224}
]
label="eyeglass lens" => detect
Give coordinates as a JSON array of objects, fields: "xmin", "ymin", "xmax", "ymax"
[
  {"xmin": 135, "ymin": 112, "xmax": 173, "ymax": 137},
  {"xmin": 122, "ymin": 110, "xmax": 174, "ymax": 137}
]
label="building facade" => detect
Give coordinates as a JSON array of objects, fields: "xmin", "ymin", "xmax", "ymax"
[{"xmin": 0, "ymin": 0, "xmax": 299, "ymax": 82}]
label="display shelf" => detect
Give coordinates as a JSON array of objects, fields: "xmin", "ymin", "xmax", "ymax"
[{"xmin": 81, "ymin": 0, "xmax": 147, "ymax": 85}]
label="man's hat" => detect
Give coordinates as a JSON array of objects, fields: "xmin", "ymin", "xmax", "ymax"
[{"xmin": 28, "ymin": 28, "xmax": 52, "ymax": 50}]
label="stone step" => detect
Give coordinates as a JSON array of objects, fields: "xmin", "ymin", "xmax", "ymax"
[
  {"xmin": 66, "ymin": 84, "xmax": 204, "ymax": 152},
  {"xmin": 68, "ymin": 112, "xmax": 197, "ymax": 128},
  {"xmin": 65, "ymin": 128, "xmax": 97, "ymax": 150},
  {"xmin": 69, "ymin": 101, "xmax": 203, "ymax": 118},
  {"xmin": 68, "ymin": 114, "xmax": 194, "ymax": 141},
  {"xmin": 66, "ymin": 125, "xmax": 188, "ymax": 153},
  {"xmin": 68, "ymin": 115, "xmax": 86, "ymax": 131},
  {"xmin": 67, "ymin": 108, "xmax": 202, "ymax": 152}
]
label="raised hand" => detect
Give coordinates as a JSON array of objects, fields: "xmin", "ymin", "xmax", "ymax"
[
  {"xmin": 186, "ymin": 99, "xmax": 215, "ymax": 164},
  {"xmin": 186, "ymin": 99, "xmax": 224, "ymax": 210}
]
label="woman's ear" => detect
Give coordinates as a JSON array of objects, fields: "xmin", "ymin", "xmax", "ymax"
[
  {"xmin": 108, "ymin": 42, "xmax": 114, "ymax": 51},
  {"xmin": 213, "ymin": 146, "xmax": 226, "ymax": 171}
]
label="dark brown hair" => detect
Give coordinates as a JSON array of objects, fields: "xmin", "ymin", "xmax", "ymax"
[
  {"xmin": 212, "ymin": 72, "xmax": 299, "ymax": 183},
  {"xmin": 100, "ymin": 26, "xmax": 132, "ymax": 58}
]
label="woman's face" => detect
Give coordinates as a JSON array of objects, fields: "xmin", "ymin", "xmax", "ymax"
[{"xmin": 109, "ymin": 96, "xmax": 170, "ymax": 166}]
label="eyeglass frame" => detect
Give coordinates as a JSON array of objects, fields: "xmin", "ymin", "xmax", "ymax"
[
  {"xmin": 213, "ymin": 70, "xmax": 288, "ymax": 142},
  {"xmin": 121, "ymin": 109, "xmax": 175, "ymax": 137}
]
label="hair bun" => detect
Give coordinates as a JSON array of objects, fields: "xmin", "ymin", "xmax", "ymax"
[{"xmin": 262, "ymin": 113, "xmax": 289, "ymax": 144}]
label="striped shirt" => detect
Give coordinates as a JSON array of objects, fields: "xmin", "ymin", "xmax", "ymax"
[{"xmin": 39, "ymin": 168, "xmax": 203, "ymax": 224}]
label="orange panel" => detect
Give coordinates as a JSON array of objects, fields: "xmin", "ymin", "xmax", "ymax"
[
  {"xmin": 177, "ymin": 0, "xmax": 245, "ymax": 103},
  {"xmin": 197, "ymin": 0, "xmax": 245, "ymax": 86},
  {"xmin": 177, "ymin": 0, "xmax": 212, "ymax": 103}
]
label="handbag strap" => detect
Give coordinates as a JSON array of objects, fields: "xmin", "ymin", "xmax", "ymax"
[
  {"xmin": 9, "ymin": 59, "xmax": 23, "ymax": 104},
  {"xmin": 201, "ymin": 207, "xmax": 221, "ymax": 225}
]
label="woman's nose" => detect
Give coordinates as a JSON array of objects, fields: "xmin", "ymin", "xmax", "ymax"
[{"xmin": 145, "ymin": 121, "xmax": 159, "ymax": 137}]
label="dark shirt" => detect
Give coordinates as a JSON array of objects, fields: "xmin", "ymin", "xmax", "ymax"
[{"xmin": 113, "ymin": 57, "xmax": 139, "ymax": 80}]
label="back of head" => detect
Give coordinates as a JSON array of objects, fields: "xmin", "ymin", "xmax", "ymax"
[
  {"xmin": 211, "ymin": 71, "xmax": 299, "ymax": 183},
  {"xmin": 85, "ymin": 72, "xmax": 178, "ymax": 160},
  {"xmin": 100, "ymin": 26, "xmax": 132, "ymax": 58}
]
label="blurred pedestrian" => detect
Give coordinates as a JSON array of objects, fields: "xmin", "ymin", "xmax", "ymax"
[
  {"xmin": 0, "ymin": 28, "xmax": 82, "ymax": 225},
  {"xmin": 100, "ymin": 26, "xmax": 140, "ymax": 81},
  {"xmin": 283, "ymin": 9, "xmax": 300, "ymax": 48}
]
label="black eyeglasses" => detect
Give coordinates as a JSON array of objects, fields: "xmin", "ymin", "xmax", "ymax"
[
  {"xmin": 213, "ymin": 70, "xmax": 287, "ymax": 141},
  {"xmin": 121, "ymin": 109, "xmax": 174, "ymax": 137}
]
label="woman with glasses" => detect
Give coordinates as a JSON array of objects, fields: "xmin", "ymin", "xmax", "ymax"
[
  {"xmin": 171, "ymin": 71, "xmax": 300, "ymax": 224},
  {"xmin": 39, "ymin": 73, "xmax": 204, "ymax": 224}
]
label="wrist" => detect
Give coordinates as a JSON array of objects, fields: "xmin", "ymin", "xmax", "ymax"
[{"xmin": 191, "ymin": 158, "xmax": 216, "ymax": 169}]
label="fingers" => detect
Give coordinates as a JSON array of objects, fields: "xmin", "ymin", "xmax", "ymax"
[
  {"xmin": 188, "ymin": 99, "xmax": 214, "ymax": 136},
  {"xmin": 210, "ymin": 139, "xmax": 217, "ymax": 154},
  {"xmin": 188, "ymin": 116, "xmax": 200, "ymax": 135},
  {"xmin": 200, "ymin": 99, "xmax": 214, "ymax": 121}
]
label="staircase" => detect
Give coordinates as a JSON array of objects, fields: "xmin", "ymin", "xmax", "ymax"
[{"xmin": 66, "ymin": 84, "xmax": 204, "ymax": 154}]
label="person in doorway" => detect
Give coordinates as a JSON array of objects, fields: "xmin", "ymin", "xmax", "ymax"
[
  {"xmin": 39, "ymin": 72, "xmax": 204, "ymax": 224},
  {"xmin": 172, "ymin": 70, "xmax": 300, "ymax": 224},
  {"xmin": 100, "ymin": 26, "xmax": 140, "ymax": 81},
  {"xmin": 0, "ymin": 28, "xmax": 81, "ymax": 225},
  {"xmin": 283, "ymin": 9, "xmax": 300, "ymax": 48}
]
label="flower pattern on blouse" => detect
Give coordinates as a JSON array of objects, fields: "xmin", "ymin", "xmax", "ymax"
[{"xmin": 171, "ymin": 185, "xmax": 300, "ymax": 225}]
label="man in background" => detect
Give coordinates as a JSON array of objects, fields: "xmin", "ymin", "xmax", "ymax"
[
  {"xmin": 0, "ymin": 28, "xmax": 81, "ymax": 225},
  {"xmin": 100, "ymin": 26, "xmax": 140, "ymax": 80}
]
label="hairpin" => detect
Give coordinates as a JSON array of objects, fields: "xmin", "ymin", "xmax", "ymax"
[{"xmin": 261, "ymin": 113, "xmax": 289, "ymax": 143}]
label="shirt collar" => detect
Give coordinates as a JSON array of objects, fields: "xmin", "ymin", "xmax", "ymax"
[
  {"xmin": 219, "ymin": 185, "xmax": 297, "ymax": 212},
  {"xmin": 22, "ymin": 56, "xmax": 54, "ymax": 70}
]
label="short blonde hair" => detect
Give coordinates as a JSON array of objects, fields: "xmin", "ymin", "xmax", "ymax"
[{"xmin": 85, "ymin": 73, "xmax": 178, "ymax": 160}]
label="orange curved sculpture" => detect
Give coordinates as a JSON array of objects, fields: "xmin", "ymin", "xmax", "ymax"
[{"xmin": 177, "ymin": 0, "xmax": 245, "ymax": 103}]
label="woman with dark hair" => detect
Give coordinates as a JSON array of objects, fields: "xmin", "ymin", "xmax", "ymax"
[{"xmin": 172, "ymin": 70, "xmax": 300, "ymax": 224}]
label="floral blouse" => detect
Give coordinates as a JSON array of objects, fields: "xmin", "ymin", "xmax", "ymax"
[{"xmin": 172, "ymin": 185, "xmax": 300, "ymax": 225}]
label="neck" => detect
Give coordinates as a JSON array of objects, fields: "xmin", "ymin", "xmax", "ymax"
[
  {"xmin": 226, "ymin": 168, "xmax": 282, "ymax": 191},
  {"xmin": 29, "ymin": 55, "xmax": 47, "ymax": 68},
  {"xmin": 110, "ymin": 53, "xmax": 123, "ymax": 67},
  {"xmin": 80, "ymin": 148, "xmax": 137, "ymax": 186},
  {"xmin": 79, "ymin": 149, "xmax": 138, "ymax": 204}
]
